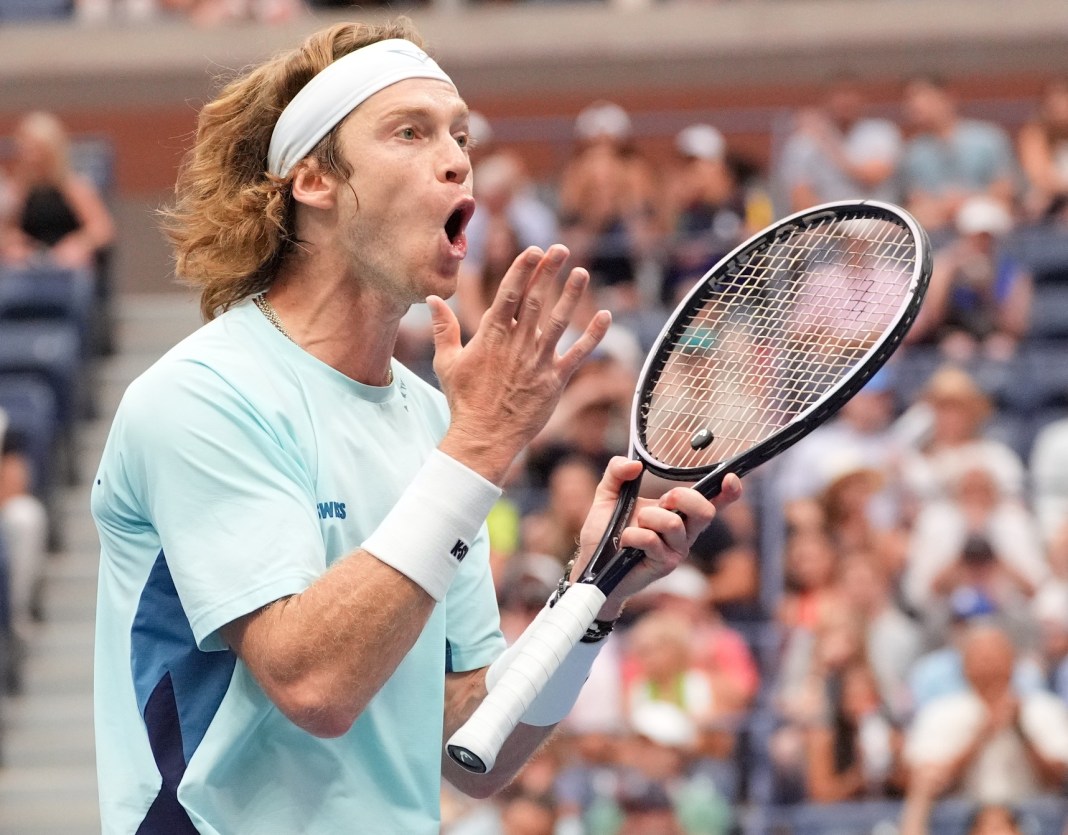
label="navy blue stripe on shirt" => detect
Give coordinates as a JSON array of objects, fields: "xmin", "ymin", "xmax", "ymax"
[{"xmin": 131, "ymin": 550, "xmax": 237, "ymax": 830}]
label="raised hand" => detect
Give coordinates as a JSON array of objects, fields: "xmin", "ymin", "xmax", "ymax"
[
  {"xmin": 430, "ymin": 244, "xmax": 611, "ymax": 484},
  {"xmin": 572, "ymin": 456, "xmax": 743, "ymax": 619}
]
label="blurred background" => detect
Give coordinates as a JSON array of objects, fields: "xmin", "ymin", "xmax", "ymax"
[{"xmin": 4, "ymin": 1, "xmax": 1068, "ymax": 833}]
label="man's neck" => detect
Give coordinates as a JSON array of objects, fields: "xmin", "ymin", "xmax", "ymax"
[{"xmin": 265, "ymin": 258, "xmax": 406, "ymax": 387}]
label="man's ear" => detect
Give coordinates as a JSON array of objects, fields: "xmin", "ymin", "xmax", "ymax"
[{"xmin": 290, "ymin": 160, "xmax": 337, "ymax": 210}]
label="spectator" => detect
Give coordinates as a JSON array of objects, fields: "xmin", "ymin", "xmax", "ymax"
[
  {"xmin": 898, "ymin": 76, "xmax": 1018, "ymax": 236},
  {"xmin": 0, "ymin": 111, "xmax": 114, "ymax": 270},
  {"xmin": 904, "ymin": 464, "xmax": 1046, "ymax": 632},
  {"xmin": 630, "ymin": 564, "xmax": 761, "ymax": 711},
  {"xmin": 622, "ymin": 610, "xmax": 742, "ymax": 800},
  {"xmin": 777, "ymin": 526, "xmax": 841, "ymax": 633},
  {"xmin": 900, "ymin": 365, "xmax": 1026, "ymax": 508},
  {"xmin": 1029, "ymin": 418, "xmax": 1068, "ymax": 544},
  {"xmin": 1031, "ymin": 583, "xmax": 1068, "ymax": 702},
  {"xmin": 0, "ymin": 409, "xmax": 48, "ymax": 691},
  {"xmin": 1017, "ymin": 79, "xmax": 1068, "ymax": 223},
  {"xmin": 660, "ymin": 123, "xmax": 747, "ymax": 306},
  {"xmin": 524, "ymin": 351, "xmax": 637, "ymax": 491},
  {"xmin": 521, "ymin": 454, "xmax": 601, "ymax": 567},
  {"xmin": 838, "ymin": 550, "xmax": 924, "ymax": 722},
  {"xmin": 775, "ymin": 369, "xmax": 906, "ymax": 530},
  {"xmin": 686, "ymin": 511, "xmax": 762, "ymax": 621},
  {"xmin": 907, "ymin": 594, "xmax": 1044, "ymax": 713},
  {"xmin": 772, "ymin": 602, "xmax": 871, "ymax": 802},
  {"xmin": 557, "ymin": 101, "xmax": 660, "ymax": 292},
  {"xmin": 776, "ymin": 76, "xmax": 903, "ymax": 213},
  {"xmin": 901, "ymin": 765, "xmax": 1028, "ymax": 835},
  {"xmin": 456, "ymin": 149, "xmax": 560, "ymax": 337},
  {"xmin": 818, "ymin": 458, "xmax": 893, "ymax": 557},
  {"xmin": 616, "ymin": 701, "xmax": 733, "ymax": 835},
  {"xmin": 907, "ymin": 196, "xmax": 1032, "ymax": 362},
  {"xmin": 804, "ymin": 659, "xmax": 906, "ymax": 803},
  {"xmin": 904, "ymin": 624, "xmax": 1068, "ymax": 805}
]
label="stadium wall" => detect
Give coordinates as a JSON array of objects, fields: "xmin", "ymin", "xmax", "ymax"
[{"xmin": 1, "ymin": 0, "xmax": 1067, "ymax": 291}]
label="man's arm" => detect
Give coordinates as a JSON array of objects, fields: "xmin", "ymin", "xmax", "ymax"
[
  {"xmin": 441, "ymin": 458, "xmax": 742, "ymax": 798},
  {"xmin": 221, "ymin": 245, "xmax": 609, "ymax": 738},
  {"xmin": 440, "ymin": 667, "xmax": 552, "ymax": 799}
]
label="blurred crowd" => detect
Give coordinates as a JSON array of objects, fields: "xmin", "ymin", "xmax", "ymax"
[
  {"xmin": 422, "ymin": 78, "xmax": 1068, "ymax": 834},
  {"xmin": 3, "ymin": 73, "xmax": 1068, "ymax": 835}
]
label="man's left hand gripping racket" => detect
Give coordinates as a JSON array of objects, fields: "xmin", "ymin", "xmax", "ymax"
[{"xmin": 447, "ymin": 200, "xmax": 932, "ymax": 774}]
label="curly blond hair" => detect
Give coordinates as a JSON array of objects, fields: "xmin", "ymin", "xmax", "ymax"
[{"xmin": 162, "ymin": 18, "xmax": 425, "ymax": 320}]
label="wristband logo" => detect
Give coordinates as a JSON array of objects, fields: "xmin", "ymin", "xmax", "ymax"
[{"xmin": 450, "ymin": 539, "xmax": 469, "ymax": 562}]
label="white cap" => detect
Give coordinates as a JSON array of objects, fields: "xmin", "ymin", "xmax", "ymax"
[
  {"xmin": 676, "ymin": 123, "xmax": 726, "ymax": 161},
  {"xmin": 574, "ymin": 101, "xmax": 632, "ymax": 141},
  {"xmin": 630, "ymin": 701, "xmax": 697, "ymax": 748},
  {"xmin": 956, "ymin": 196, "xmax": 1013, "ymax": 237},
  {"xmin": 639, "ymin": 564, "xmax": 707, "ymax": 602},
  {"xmin": 467, "ymin": 110, "xmax": 494, "ymax": 149}
]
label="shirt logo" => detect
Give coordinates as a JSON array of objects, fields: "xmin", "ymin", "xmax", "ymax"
[
  {"xmin": 450, "ymin": 539, "xmax": 469, "ymax": 562},
  {"xmin": 317, "ymin": 501, "xmax": 347, "ymax": 520}
]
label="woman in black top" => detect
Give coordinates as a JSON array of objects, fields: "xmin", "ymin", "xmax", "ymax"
[{"xmin": 0, "ymin": 111, "xmax": 114, "ymax": 269}]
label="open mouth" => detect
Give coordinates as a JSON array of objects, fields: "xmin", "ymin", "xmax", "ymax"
[{"xmin": 444, "ymin": 200, "xmax": 475, "ymax": 245}]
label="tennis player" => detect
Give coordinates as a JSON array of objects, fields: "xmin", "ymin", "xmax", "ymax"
[{"xmin": 91, "ymin": 19, "xmax": 740, "ymax": 834}]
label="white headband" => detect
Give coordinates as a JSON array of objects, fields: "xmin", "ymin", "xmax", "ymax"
[{"xmin": 267, "ymin": 38, "xmax": 454, "ymax": 178}]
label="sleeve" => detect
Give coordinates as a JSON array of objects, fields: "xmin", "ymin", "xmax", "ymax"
[
  {"xmin": 443, "ymin": 522, "xmax": 506, "ymax": 673},
  {"xmin": 1021, "ymin": 693, "xmax": 1068, "ymax": 764},
  {"xmin": 117, "ymin": 361, "xmax": 325, "ymax": 651}
]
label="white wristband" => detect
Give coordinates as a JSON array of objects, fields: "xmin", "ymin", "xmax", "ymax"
[
  {"xmin": 485, "ymin": 600, "xmax": 606, "ymax": 727},
  {"xmin": 362, "ymin": 449, "xmax": 501, "ymax": 601}
]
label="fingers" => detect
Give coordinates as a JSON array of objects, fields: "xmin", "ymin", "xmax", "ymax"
[
  {"xmin": 592, "ymin": 456, "xmax": 644, "ymax": 505},
  {"xmin": 482, "ymin": 245, "xmax": 565, "ymax": 332},
  {"xmin": 427, "ymin": 294, "xmax": 462, "ymax": 367},
  {"xmin": 514, "ymin": 245, "xmax": 569, "ymax": 342},
  {"xmin": 480, "ymin": 245, "xmax": 608, "ymax": 371},
  {"xmin": 622, "ymin": 478, "xmax": 742, "ymax": 562}
]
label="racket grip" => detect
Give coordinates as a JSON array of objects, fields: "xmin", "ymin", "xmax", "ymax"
[{"xmin": 446, "ymin": 582, "xmax": 607, "ymax": 774}]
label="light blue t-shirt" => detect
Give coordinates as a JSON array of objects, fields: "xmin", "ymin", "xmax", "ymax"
[{"xmin": 91, "ymin": 300, "xmax": 505, "ymax": 835}]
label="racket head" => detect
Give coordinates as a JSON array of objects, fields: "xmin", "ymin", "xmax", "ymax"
[{"xmin": 630, "ymin": 200, "xmax": 931, "ymax": 491}]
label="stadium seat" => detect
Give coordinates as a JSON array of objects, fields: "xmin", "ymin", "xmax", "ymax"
[
  {"xmin": 0, "ymin": 0, "xmax": 72, "ymax": 20},
  {"xmin": 1004, "ymin": 342, "xmax": 1068, "ymax": 412},
  {"xmin": 0, "ymin": 373, "xmax": 59, "ymax": 500},
  {"xmin": 0, "ymin": 321, "xmax": 85, "ymax": 486},
  {"xmin": 0, "ymin": 263, "xmax": 96, "ymax": 360},
  {"xmin": 1006, "ymin": 225, "xmax": 1068, "ymax": 283},
  {"xmin": 1027, "ymin": 284, "xmax": 1068, "ymax": 341}
]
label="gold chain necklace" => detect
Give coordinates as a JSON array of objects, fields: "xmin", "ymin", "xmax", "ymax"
[{"xmin": 253, "ymin": 293, "xmax": 393, "ymax": 386}]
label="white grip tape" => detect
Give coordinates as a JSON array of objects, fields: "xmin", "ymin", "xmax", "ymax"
[{"xmin": 447, "ymin": 583, "xmax": 607, "ymax": 773}]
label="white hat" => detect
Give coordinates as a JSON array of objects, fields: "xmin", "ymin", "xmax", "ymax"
[
  {"xmin": 467, "ymin": 110, "xmax": 494, "ymax": 149},
  {"xmin": 574, "ymin": 101, "xmax": 632, "ymax": 141},
  {"xmin": 956, "ymin": 196, "xmax": 1013, "ymax": 237},
  {"xmin": 676, "ymin": 123, "xmax": 726, "ymax": 161},
  {"xmin": 630, "ymin": 701, "xmax": 697, "ymax": 748},
  {"xmin": 640, "ymin": 564, "xmax": 707, "ymax": 602}
]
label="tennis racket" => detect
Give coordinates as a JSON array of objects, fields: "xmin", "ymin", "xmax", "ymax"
[{"xmin": 446, "ymin": 199, "xmax": 931, "ymax": 774}]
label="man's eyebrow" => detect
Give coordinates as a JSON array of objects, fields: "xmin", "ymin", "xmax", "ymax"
[{"xmin": 380, "ymin": 103, "xmax": 470, "ymax": 126}]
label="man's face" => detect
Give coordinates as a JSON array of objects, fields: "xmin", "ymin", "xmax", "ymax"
[{"xmin": 328, "ymin": 77, "xmax": 475, "ymax": 305}]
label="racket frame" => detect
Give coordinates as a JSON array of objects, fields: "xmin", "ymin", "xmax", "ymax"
[{"xmin": 447, "ymin": 200, "xmax": 931, "ymax": 774}]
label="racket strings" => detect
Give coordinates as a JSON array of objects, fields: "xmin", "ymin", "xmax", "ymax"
[{"xmin": 642, "ymin": 214, "xmax": 916, "ymax": 470}]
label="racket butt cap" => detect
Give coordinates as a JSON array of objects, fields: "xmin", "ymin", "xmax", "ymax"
[{"xmin": 447, "ymin": 744, "xmax": 488, "ymax": 774}]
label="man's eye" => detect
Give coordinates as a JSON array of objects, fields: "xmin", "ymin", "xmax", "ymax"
[
  {"xmin": 399, "ymin": 127, "xmax": 416, "ymax": 140},
  {"xmin": 455, "ymin": 133, "xmax": 470, "ymax": 149}
]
